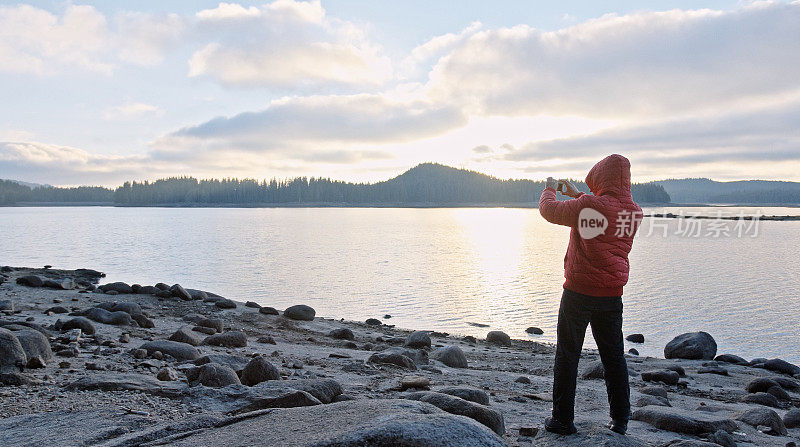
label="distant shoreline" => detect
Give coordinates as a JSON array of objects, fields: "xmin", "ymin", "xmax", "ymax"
[{"xmin": 3, "ymin": 201, "xmax": 798, "ymax": 209}]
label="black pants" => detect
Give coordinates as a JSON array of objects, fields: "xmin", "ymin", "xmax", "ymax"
[{"xmin": 552, "ymin": 288, "xmax": 630, "ymax": 424}]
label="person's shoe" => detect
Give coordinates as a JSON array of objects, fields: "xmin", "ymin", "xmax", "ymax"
[
  {"xmin": 544, "ymin": 417, "xmax": 577, "ymax": 435},
  {"xmin": 606, "ymin": 419, "xmax": 628, "ymax": 435}
]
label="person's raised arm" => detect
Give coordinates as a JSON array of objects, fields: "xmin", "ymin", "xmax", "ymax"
[{"xmin": 539, "ymin": 177, "xmax": 587, "ymax": 227}]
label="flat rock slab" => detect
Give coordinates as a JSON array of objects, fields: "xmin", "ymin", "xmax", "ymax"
[
  {"xmin": 532, "ymin": 421, "xmax": 649, "ymax": 446},
  {"xmin": 142, "ymin": 399, "xmax": 506, "ymax": 447},
  {"xmin": 64, "ymin": 373, "xmax": 188, "ymax": 398},
  {"xmin": 632, "ymin": 405, "xmax": 738, "ymax": 435}
]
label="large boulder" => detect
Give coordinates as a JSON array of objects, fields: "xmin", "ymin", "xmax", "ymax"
[
  {"xmin": 240, "ymin": 357, "xmax": 280, "ymax": 386},
  {"xmin": 632, "ymin": 406, "xmax": 737, "ymax": 435},
  {"xmin": 762, "ymin": 358, "xmax": 800, "ymax": 376},
  {"xmin": 169, "ymin": 326, "xmax": 204, "ymax": 346},
  {"xmin": 0, "ymin": 328, "xmax": 26, "ymax": 371},
  {"xmin": 99, "ymin": 282, "xmax": 133, "ymax": 294},
  {"xmin": 783, "ymin": 408, "xmax": 800, "ymax": 429},
  {"xmin": 61, "ymin": 317, "xmax": 95, "ymax": 335},
  {"xmin": 431, "ymin": 346, "xmax": 468, "ymax": 368},
  {"xmin": 16, "ymin": 275, "xmax": 43, "ymax": 287},
  {"xmin": 203, "ymin": 331, "xmax": 247, "ymax": 348},
  {"xmin": 486, "ymin": 331, "xmax": 511, "ymax": 347},
  {"xmin": 404, "ymin": 331, "xmax": 432, "ymax": 349},
  {"xmin": 664, "ymin": 332, "xmax": 717, "ymax": 360},
  {"xmin": 284, "ymin": 305, "xmax": 315, "ymax": 321},
  {"xmin": 84, "ymin": 307, "xmax": 133, "ymax": 326},
  {"xmin": 417, "ymin": 392, "xmax": 505, "ymax": 435},
  {"xmin": 197, "ymin": 363, "xmax": 241, "ymax": 387},
  {"xmin": 746, "ymin": 377, "xmax": 779, "ymax": 393},
  {"xmin": 170, "ymin": 284, "xmax": 192, "ymax": 301},
  {"xmin": 736, "ymin": 407, "xmax": 787, "ymax": 435},
  {"xmin": 140, "ymin": 340, "xmax": 200, "ymax": 361},
  {"xmin": 14, "ymin": 329, "xmax": 53, "ymax": 364},
  {"xmin": 64, "ymin": 373, "xmax": 187, "ymax": 398},
  {"xmin": 140, "ymin": 399, "xmax": 505, "ymax": 447}
]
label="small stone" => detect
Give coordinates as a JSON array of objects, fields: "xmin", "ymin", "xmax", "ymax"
[
  {"xmin": 746, "ymin": 377, "xmax": 779, "ymax": 394},
  {"xmin": 519, "ymin": 427, "xmax": 538, "ymax": 437},
  {"xmin": 197, "ymin": 363, "xmax": 241, "ymax": 387},
  {"xmin": 119, "ymin": 333, "xmax": 130, "ymax": 343},
  {"xmin": 642, "ymin": 370, "xmax": 680, "ymax": 385},
  {"xmin": 626, "ymin": 333, "xmax": 645, "ymax": 343},
  {"xmin": 328, "ymin": 328, "xmax": 355, "ymax": 340},
  {"xmin": 203, "ymin": 331, "xmax": 248, "ymax": 348},
  {"xmin": 664, "ymin": 331, "xmax": 717, "ymax": 360},
  {"xmin": 192, "ymin": 326, "xmax": 217, "ymax": 335},
  {"xmin": 383, "ymin": 314, "xmax": 392, "ymax": 319},
  {"xmin": 514, "ymin": 376, "xmax": 531, "ymax": 384},
  {"xmin": 698, "ymin": 366, "xmax": 728, "ymax": 376},
  {"xmin": 257, "ymin": 336, "xmax": 277, "ymax": 345},
  {"xmin": 240, "ymin": 356, "xmax": 280, "ymax": 386},
  {"xmin": 737, "ymin": 407, "xmax": 787, "ymax": 435},
  {"xmin": 214, "ymin": 298, "xmax": 237, "ymax": 309},
  {"xmin": 430, "ymin": 346, "xmax": 468, "ymax": 368},
  {"xmin": 365, "ymin": 318, "xmax": 382, "ymax": 326},
  {"xmin": 26, "ymin": 355, "xmax": 46, "ymax": 369},
  {"xmin": 628, "ymin": 348, "xmax": 639, "ymax": 356},
  {"xmin": 525, "ymin": 327, "xmax": 543, "ymax": 335},
  {"xmin": 169, "ymin": 326, "xmax": 204, "ymax": 346},
  {"xmin": 245, "ymin": 301, "xmax": 261, "ymax": 308},
  {"xmin": 743, "ymin": 392, "xmax": 780, "ymax": 408},
  {"xmin": 404, "ymin": 331, "xmax": 431, "ymax": 349},
  {"xmin": 58, "ymin": 361, "xmax": 71, "ymax": 369},
  {"xmin": 400, "ymin": 375, "xmax": 430, "ymax": 390},
  {"xmin": 133, "ymin": 348, "xmax": 148, "ymax": 359},
  {"xmin": 783, "ymin": 408, "xmax": 800, "ymax": 429},
  {"xmin": 152, "ymin": 351, "xmax": 164, "ymax": 360}
]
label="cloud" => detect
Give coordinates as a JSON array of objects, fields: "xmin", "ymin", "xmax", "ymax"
[
  {"xmin": 471, "ymin": 145, "xmax": 492, "ymax": 154},
  {"xmin": 0, "ymin": 141, "xmax": 150, "ymax": 185},
  {"xmin": 103, "ymin": 102, "xmax": 164, "ymax": 120},
  {"xmin": 154, "ymin": 93, "xmax": 467, "ymax": 162},
  {"xmin": 188, "ymin": 1, "xmax": 392, "ymax": 89},
  {"xmin": 0, "ymin": 4, "xmax": 183, "ymax": 75},
  {"xmin": 427, "ymin": 2, "xmax": 800, "ymax": 119}
]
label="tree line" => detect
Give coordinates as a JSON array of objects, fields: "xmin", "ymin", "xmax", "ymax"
[{"xmin": 1, "ymin": 163, "xmax": 673, "ymax": 206}]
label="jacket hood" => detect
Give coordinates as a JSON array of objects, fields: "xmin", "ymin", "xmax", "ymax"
[{"xmin": 585, "ymin": 154, "xmax": 632, "ymax": 197}]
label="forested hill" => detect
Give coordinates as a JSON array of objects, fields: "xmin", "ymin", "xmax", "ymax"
[
  {"xmin": 654, "ymin": 178, "xmax": 800, "ymax": 204},
  {"xmin": 4, "ymin": 163, "xmax": 672, "ymax": 206}
]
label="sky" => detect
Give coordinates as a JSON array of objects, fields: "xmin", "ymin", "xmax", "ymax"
[{"xmin": 0, "ymin": 0, "xmax": 798, "ymax": 186}]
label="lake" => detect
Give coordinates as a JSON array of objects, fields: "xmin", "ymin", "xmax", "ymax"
[{"xmin": 1, "ymin": 206, "xmax": 798, "ymax": 363}]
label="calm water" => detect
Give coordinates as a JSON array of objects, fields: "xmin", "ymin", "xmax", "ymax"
[{"xmin": 1, "ymin": 206, "xmax": 798, "ymax": 363}]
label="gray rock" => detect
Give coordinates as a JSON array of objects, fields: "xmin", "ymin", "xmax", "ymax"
[
  {"xmin": 774, "ymin": 376, "xmax": 799, "ymax": 390},
  {"xmin": 61, "ymin": 317, "xmax": 95, "ymax": 335},
  {"xmin": 0, "ymin": 328, "xmax": 26, "ymax": 371},
  {"xmin": 368, "ymin": 351, "xmax": 417, "ymax": 370},
  {"xmin": 105, "ymin": 301, "xmax": 142, "ymax": 316},
  {"xmin": 26, "ymin": 355, "xmax": 46, "ymax": 369},
  {"xmin": 525, "ymin": 326, "xmax": 544, "ymax": 335},
  {"xmin": 664, "ymin": 331, "xmax": 717, "ymax": 360},
  {"xmin": 16, "ymin": 275, "xmax": 43, "ymax": 287},
  {"xmin": 697, "ymin": 366, "xmax": 728, "ymax": 376},
  {"xmin": 169, "ymin": 326, "xmax": 204, "ymax": 346},
  {"xmin": 532, "ymin": 421, "xmax": 648, "ymax": 446},
  {"xmin": 45, "ymin": 306, "xmax": 69, "ymax": 314},
  {"xmin": 197, "ymin": 363, "xmax": 241, "ymax": 387},
  {"xmin": 183, "ymin": 383, "xmax": 322, "ymax": 414},
  {"xmin": 404, "ymin": 331, "xmax": 431, "ymax": 349},
  {"xmin": 14, "ymin": 329, "xmax": 53, "ymax": 363},
  {"xmin": 197, "ymin": 318, "xmax": 224, "ymax": 333},
  {"xmin": 170, "ymin": 284, "xmax": 192, "ymax": 301},
  {"xmin": 140, "ymin": 340, "xmax": 200, "ymax": 361},
  {"xmin": 762, "ymin": 358, "xmax": 800, "ymax": 376},
  {"xmin": 327, "ymin": 328, "xmax": 355, "ymax": 340},
  {"xmin": 766, "ymin": 385, "xmax": 790, "ymax": 400},
  {"xmin": 379, "ymin": 347, "xmax": 428, "ymax": 365},
  {"xmin": 635, "ymin": 394, "xmax": 670, "ymax": 407},
  {"xmin": 193, "ymin": 326, "xmax": 217, "ymax": 335},
  {"xmin": 642, "ymin": 370, "xmax": 680, "ymax": 385},
  {"xmin": 580, "ymin": 360, "xmax": 605, "ymax": 380},
  {"xmin": 258, "ymin": 378, "xmax": 343, "ymax": 404},
  {"xmin": 515, "ymin": 376, "xmax": 531, "ymax": 384},
  {"xmin": 240, "ymin": 356, "xmax": 280, "ymax": 386},
  {"xmin": 203, "ymin": 331, "xmax": 247, "ymax": 348},
  {"xmin": 736, "ymin": 407, "xmax": 787, "ymax": 435},
  {"xmin": 435, "ymin": 386, "xmax": 490, "ymax": 405},
  {"xmin": 632, "ymin": 406, "xmax": 738, "ymax": 435},
  {"xmin": 783, "ymin": 408, "xmax": 800, "ymax": 429},
  {"xmin": 486, "ymin": 331, "xmax": 511, "ymax": 347},
  {"xmin": 151, "ymin": 399, "xmax": 505, "ymax": 447},
  {"xmin": 0, "ymin": 371, "xmax": 37, "ymax": 385},
  {"xmin": 0, "ymin": 300, "xmax": 14, "ymax": 312},
  {"xmin": 639, "ymin": 386, "xmax": 668, "ymax": 399},
  {"xmin": 64, "ymin": 372, "xmax": 187, "ymax": 397},
  {"xmin": 186, "ymin": 288, "xmax": 208, "ymax": 300},
  {"xmin": 99, "ymin": 282, "xmax": 133, "ymax": 294},
  {"xmin": 284, "ymin": 304, "xmax": 315, "ymax": 321},
  {"xmin": 157, "ymin": 367, "xmax": 178, "ymax": 381},
  {"xmin": 365, "ymin": 318, "xmax": 382, "ymax": 326},
  {"xmin": 43, "ymin": 278, "xmax": 74, "ymax": 290},
  {"xmin": 431, "ymin": 345, "xmax": 468, "ymax": 368},
  {"xmin": 707, "ymin": 429, "xmax": 737, "ymax": 447},
  {"xmin": 194, "ymin": 354, "xmax": 250, "ymax": 372},
  {"xmin": 626, "ymin": 333, "xmax": 645, "ymax": 343},
  {"xmin": 746, "ymin": 377, "xmax": 779, "ymax": 393},
  {"xmin": 417, "ymin": 392, "xmax": 505, "ymax": 435},
  {"xmin": 259, "ymin": 306, "xmax": 279, "ymax": 315},
  {"xmin": 84, "ymin": 307, "xmax": 133, "ymax": 326},
  {"xmin": 245, "ymin": 301, "xmax": 261, "ymax": 308},
  {"xmin": 714, "ymin": 354, "xmax": 748, "ymax": 365},
  {"xmin": 131, "ymin": 313, "xmax": 155, "ymax": 328},
  {"xmin": 138, "ymin": 285, "xmax": 158, "ymax": 294},
  {"xmin": 742, "ymin": 392, "xmax": 779, "ymax": 408},
  {"xmin": 215, "ymin": 298, "xmax": 237, "ymax": 309}
]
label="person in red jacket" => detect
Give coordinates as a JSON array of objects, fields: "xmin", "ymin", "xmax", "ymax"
[{"xmin": 539, "ymin": 154, "xmax": 642, "ymax": 436}]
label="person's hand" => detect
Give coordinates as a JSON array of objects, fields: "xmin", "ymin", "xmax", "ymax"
[
  {"xmin": 558, "ymin": 179, "xmax": 581, "ymax": 198},
  {"xmin": 546, "ymin": 177, "xmax": 558, "ymax": 190}
]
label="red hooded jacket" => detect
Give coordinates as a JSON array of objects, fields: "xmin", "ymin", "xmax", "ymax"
[{"xmin": 539, "ymin": 154, "xmax": 642, "ymax": 297}]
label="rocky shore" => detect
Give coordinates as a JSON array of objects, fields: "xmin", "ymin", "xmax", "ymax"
[{"xmin": 0, "ymin": 266, "xmax": 798, "ymax": 446}]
